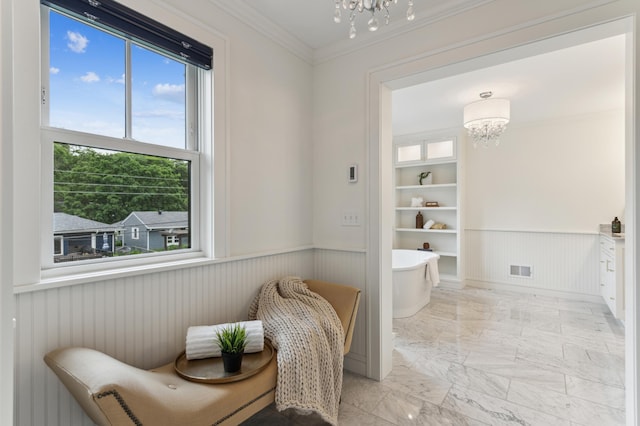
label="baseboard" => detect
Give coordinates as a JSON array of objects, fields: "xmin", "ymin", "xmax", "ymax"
[
  {"xmin": 465, "ymin": 279, "xmax": 604, "ymax": 304},
  {"xmin": 343, "ymin": 353, "xmax": 366, "ymax": 376}
]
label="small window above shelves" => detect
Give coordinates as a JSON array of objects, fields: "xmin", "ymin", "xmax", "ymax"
[{"xmin": 394, "ymin": 138, "xmax": 456, "ymax": 166}]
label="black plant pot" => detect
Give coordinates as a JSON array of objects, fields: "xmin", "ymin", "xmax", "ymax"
[{"xmin": 221, "ymin": 351, "xmax": 243, "ymax": 373}]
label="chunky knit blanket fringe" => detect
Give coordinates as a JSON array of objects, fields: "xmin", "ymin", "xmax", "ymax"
[{"xmin": 248, "ymin": 276, "xmax": 345, "ymax": 426}]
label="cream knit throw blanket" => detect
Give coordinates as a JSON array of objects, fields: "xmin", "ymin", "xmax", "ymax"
[{"xmin": 248, "ymin": 276, "xmax": 345, "ymax": 426}]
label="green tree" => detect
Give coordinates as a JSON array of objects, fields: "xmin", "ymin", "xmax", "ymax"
[{"xmin": 54, "ymin": 143, "xmax": 189, "ymax": 223}]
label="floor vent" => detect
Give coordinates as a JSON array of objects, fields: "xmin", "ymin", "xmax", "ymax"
[{"xmin": 510, "ymin": 265, "xmax": 533, "ymax": 278}]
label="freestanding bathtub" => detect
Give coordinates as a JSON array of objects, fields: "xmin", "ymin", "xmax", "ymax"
[{"xmin": 392, "ymin": 249, "xmax": 440, "ymax": 318}]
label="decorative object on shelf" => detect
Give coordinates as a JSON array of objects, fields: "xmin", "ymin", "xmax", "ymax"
[
  {"xmin": 431, "ymin": 223, "xmax": 447, "ymax": 230},
  {"xmin": 612, "ymin": 217, "xmax": 622, "ymax": 234},
  {"xmin": 422, "ymin": 242, "xmax": 430, "ymax": 249},
  {"xmin": 423, "ymin": 219, "xmax": 435, "ymax": 229},
  {"xmin": 215, "ymin": 323, "xmax": 247, "ymax": 373},
  {"xmin": 415, "ymin": 211, "xmax": 424, "ymax": 229},
  {"xmin": 411, "ymin": 197, "xmax": 424, "ymax": 207},
  {"xmin": 425, "ymin": 201, "xmax": 439, "ymax": 207},
  {"xmin": 463, "ymin": 91, "xmax": 510, "ymax": 148},
  {"xmin": 333, "ymin": 0, "xmax": 415, "ymax": 39},
  {"xmin": 418, "ymin": 171, "xmax": 432, "ymax": 185}
]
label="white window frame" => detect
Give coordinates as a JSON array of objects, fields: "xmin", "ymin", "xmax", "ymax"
[
  {"xmin": 131, "ymin": 227, "xmax": 140, "ymax": 240},
  {"xmin": 39, "ymin": 4, "xmax": 213, "ymax": 279}
]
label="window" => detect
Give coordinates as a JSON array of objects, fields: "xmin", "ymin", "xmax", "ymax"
[
  {"xmin": 166, "ymin": 235, "xmax": 179, "ymax": 246},
  {"xmin": 41, "ymin": 0, "xmax": 212, "ymax": 271},
  {"xmin": 395, "ymin": 138, "xmax": 456, "ymax": 165}
]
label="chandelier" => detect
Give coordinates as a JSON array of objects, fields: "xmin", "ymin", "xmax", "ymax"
[
  {"xmin": 463, "ymin": 91, "xmax": 511, "ymax": 148},
  {"xmin": 333, "ymin": 0, "xmax": 415, "ymax": 39}
]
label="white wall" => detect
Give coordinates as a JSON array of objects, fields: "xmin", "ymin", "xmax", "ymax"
[
  {"xmin": 466, "ymin": 111, "xmax": 625, "ymax": 232},
  {"xmin": 141, "ymin": 0, "xmax": 314, "ymax": 257},
  {"xmin": 462, "ymin": 111, "xmax": 625, "ymax": 297}
]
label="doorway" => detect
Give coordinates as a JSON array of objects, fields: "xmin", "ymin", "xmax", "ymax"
[{"xmin": 366, "ymin": 16, "xmax": 636, "ymax": 424}]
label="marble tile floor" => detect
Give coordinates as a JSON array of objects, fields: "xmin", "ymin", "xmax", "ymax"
[{"xmin": 242, "ymin": 286, "xmax": 625, "ymax": 425}]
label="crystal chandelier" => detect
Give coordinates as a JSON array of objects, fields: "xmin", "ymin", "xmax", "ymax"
[
  {"xmin": 333, "ymin": 0, "xmax": 415, "ymax": 39},
  {"xmin": 463, "ymin": 92, "xmax": 511, "ymax": 148}
]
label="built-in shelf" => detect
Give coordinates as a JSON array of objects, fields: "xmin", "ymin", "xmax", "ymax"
[
  {"xmin": 396, "ymin": 228, "xmax": 457, "ymax": 234},
  {"xmin": 396, "ymin": 207, "xmax": 457, "ymax": 211},
  {"xmin": 394, "ymin": 132, "xmax": 462, "ymax": 284},
  {"xmin": 396, "ymin": 183, "xmax": 457, "ymax": 190},
  {"xmin": 395, "ymin": 159, "xmax": 457, "ymax": 168}
]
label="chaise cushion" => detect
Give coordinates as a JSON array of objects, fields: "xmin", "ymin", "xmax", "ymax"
[{"xmin": 44, "ymin": 346, "xmax": 277, "ymax": 425}]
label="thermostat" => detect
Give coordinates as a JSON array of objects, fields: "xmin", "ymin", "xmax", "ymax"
[{"xmin": 349, "ymin": 164, "xmax": 358, "ymax": 183}]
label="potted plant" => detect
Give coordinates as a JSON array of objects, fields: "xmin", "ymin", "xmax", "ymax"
[{"xmin": 215, "ymin": 323, "xmax": 248, "ymax": 373}]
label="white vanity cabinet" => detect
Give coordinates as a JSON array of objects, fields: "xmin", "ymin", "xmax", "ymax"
[{"xmin": 599, "ymin": 234, "xmax": 624, "ymax": 320}]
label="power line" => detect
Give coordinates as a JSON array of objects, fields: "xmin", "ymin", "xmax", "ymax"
[
  {"xmin": 54, "ymin": 169, "xmax": 188, "ymax": 183},
  {"xmin": 55, "ymin": 181, "xmax": 186, "ymax": 190},
  {"xmin": 54, "ymin": 190, "xmax": 185, "ymax": 196}
]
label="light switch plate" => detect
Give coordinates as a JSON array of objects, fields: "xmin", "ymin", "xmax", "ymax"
[{"xmin": 341, "ymin": 210, "xmax": 360, "ymax": 226}]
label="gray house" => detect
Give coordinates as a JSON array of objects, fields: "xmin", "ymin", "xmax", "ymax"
[
  {"xmin": 53, "ymin": 212, "xmax": 120, "ymax": 262},
  {"xmin": 119, "ymin": 211, "xmax": 189, "ymax": 252}
]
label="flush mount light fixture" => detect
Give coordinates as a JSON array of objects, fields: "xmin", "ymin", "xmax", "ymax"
[
  {"xmin": 333, "ymin": 0, "xmax": 415, "ymax": 39},
  {"xmin": 463, "ymin": 91, "xmax": 511, "ymax": 148}
]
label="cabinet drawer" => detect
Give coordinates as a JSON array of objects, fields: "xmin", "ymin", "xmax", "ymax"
[
  {"xmin": 600, "ymin": 237, "xmax": 615, "ymax": 253},
  {"xmin": 601, "ymin": 255, "xmax": 615, "ymax": 273}
]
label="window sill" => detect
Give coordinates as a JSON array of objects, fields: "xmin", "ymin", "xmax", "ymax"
[
  {"xmin": 14, "ymin": 254, "xmax": 214, "ymax": 294},
  {"xmin": 13, "ymin": 245, "xmax": 317, "ymax": 294}
]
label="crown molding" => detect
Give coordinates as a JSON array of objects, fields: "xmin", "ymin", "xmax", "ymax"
[
  {"xmin": 207, "ymin": 0, "xmax": 314, "ymax": 64},
  {"xmin": 206, "ymin": 0, "xmax": 492, "ymax": 65}
]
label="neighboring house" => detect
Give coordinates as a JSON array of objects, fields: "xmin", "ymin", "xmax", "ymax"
[
  {"xmin": 119, "ymin": 211, "xmax": 189, "ymax": 252},
  {"xmin": 53, "ymin": 212, "xmax": 120, "ymax": 261}
]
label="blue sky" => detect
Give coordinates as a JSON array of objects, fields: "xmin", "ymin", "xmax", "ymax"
[{"xmin": 48, "ymin": 10, "xmax": 186, "ymax": 149}]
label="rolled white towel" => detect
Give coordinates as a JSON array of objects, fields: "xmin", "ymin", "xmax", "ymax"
[
  {"xmin": 186, "ymin": 320, "xmax": 264, "ymax": 360},
  {"xmin": 423, "ymin": 219, "xmax": 435, "ymax": 229}
]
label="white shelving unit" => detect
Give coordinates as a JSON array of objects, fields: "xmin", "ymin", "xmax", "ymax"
[{"xmin": 393, "ymin": 134, "xmax": 462, "ymax": 285}]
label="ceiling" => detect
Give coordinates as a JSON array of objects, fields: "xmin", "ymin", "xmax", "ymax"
[
  {"xmin": 392, "ymin": 33, "xmax": 626, "ymax": 135},
  {"xmin": 208, "ymin": 1, "xmax": 627, "ymax": 135},
  {"xmin": 216, "ymin": 0, "xmax": 488, "ymax": 50}
]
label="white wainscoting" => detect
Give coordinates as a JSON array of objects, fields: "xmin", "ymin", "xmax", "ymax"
[
  {"xmin": 14, "ymin": 250, "xmax": 315, "ymax": 426},
  {"xmin": 465, "ymin": 229, "xmax": 601, "ymax": 300},
  {"xmin": 313, "ymin": 248, "xmax": 367, "ymax": 375}
]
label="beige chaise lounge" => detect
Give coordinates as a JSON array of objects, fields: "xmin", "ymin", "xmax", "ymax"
[{"xmin": 44, "ymin": 279, "xmax": 361, "ymax": 426}]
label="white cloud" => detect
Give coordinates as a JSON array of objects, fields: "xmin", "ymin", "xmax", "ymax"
[
  {"xmin": 152, "ymin": 83, "xmax": 185, "ymax": 102},
  {"xmin": 80, "ymin": 71, "xmax": 100, "ymax": 83},
  {"xmin": 50, "ymin": 67, "xmax": 60, "ymax": 75},
  {"xmin": 107, "ymin": 74, "xmax": 125, "ymax": 84},
  {"xmin": 66, "ymin": 31, "xmax": 89, "ymax": 53}
]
